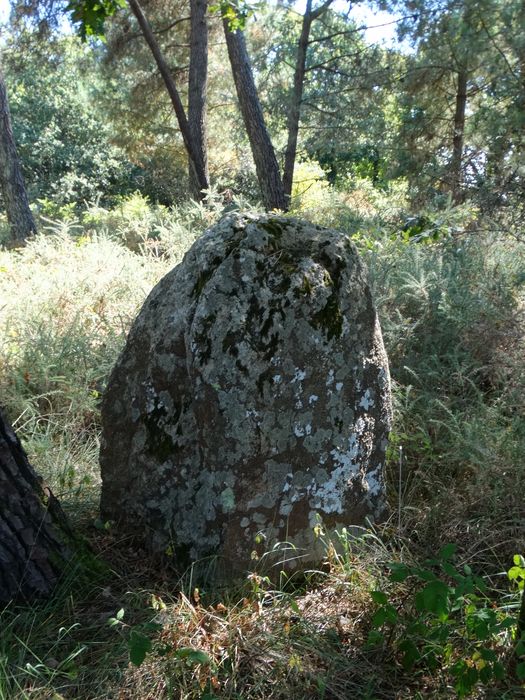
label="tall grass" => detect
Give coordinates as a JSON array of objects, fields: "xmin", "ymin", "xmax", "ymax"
[
  {"xmin": 0, "ymin": 222, "xmax": 172, "ymax": 509},
  {"xmin": 364, "ymin": 230, "xmax": 525, "ymax": 565}
]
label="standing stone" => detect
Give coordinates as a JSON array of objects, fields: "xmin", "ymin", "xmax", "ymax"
[{"xmin": 100, "ymin": 214, "xmax": 392, "ymax": 573}]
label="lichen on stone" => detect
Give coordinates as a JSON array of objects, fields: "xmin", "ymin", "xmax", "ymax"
[{"xmin": 100, "ymin": 213, "xmax": 392, "ymax": 576}]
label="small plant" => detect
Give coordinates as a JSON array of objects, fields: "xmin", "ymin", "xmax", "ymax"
[
  {"xmin": 108, "ymin": 607, "xmax": 163, "ymax": 667},
  {"xmin": 368, "ymin": 546, "xmax": 525, "ymax": 697}
]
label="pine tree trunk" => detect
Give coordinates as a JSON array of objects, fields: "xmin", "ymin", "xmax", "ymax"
[
  {"xmin": 0, "ymin": 409, "xmax": 71, "ymax": 604},
  {"xmin": 223, "ymin": 20, "xmax": 286, "ymax": 211},
  {"xmin": 0, "ymin": 67, "xmax": 36, "ymax": 245},
  {"xmin": 127, "ymin": 0, "xmax": 209, "ymax": 196},
  {"xmin": 450, "ymin": 69, "xmax": 467, "ymax": 204},
  {"xmin": 282, "ymin": 0, "xmax": 332, "ymax": 205},
  {"xmin": 188, "ymin": 0, "xmax": 209, "ymax": 201}
]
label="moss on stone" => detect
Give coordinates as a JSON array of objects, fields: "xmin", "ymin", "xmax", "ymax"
[
  {"xmin": 309, "ymin": 248, "xmax": 347, "ymax": 340},
  {"xmin": 192, "ymin": 256, "xmax": 222, "ymax": 298},
  {"xmin": 261, "ymin": 219, "xmax": 284, "ymax": 241},
  {"xmin": 194, "ymin": 312, "xmax": 217, "ymax": 364},
  {"xmin": 311, "ymin": 294, "xmax": 344, "ymax": 340},
  {"xmin": 144, "ymin": 400, "xmax": 177, "ymax": 462},
  {"xmin": 295, "ymin": 274, "xmax": 314, "ymax": 298}
]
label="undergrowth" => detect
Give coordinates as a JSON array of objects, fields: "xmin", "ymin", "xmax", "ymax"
[{"xmin": 0, "ymin": 189, "xmax": 524, "ymax": 698}]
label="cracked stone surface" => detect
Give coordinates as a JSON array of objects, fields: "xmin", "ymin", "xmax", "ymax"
[{"xmin": 100, "ymin": 213, "xmax": 392, "ymax": 574}]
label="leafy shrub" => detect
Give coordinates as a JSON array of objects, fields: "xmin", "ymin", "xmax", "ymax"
[
  {"xmin": 369, "ymin": 546, "xmax": 525, "ymax": 698},
  {"xmin": 4, "ymin": 34, "xmax": 137, "ymax": 207}
]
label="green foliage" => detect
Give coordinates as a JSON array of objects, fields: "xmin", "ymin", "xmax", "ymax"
[
  {"xmin": 249, "ymin": 4, "xmax": 394, "ymax": 188},
  {"xmin": 368, "ymin": 547, "xmax": 522, "ymax": 697},
  {"xmin": 508, "ymin": 555, "xmax": 525, "ymax": 592},
  {"xmin": 3, "ymin": 33, "xmax": 137, "ymax": 208},
  {"xmin": 0, "ymin": 220, "xmax": 169, "ymax": 504},
  {"xmin": 66, "ymin": 0, "xmax": 126, "ymax": 39},
  {"xmin": 211, "ymin": 0, "xmax": 258, "ymax": 30}
]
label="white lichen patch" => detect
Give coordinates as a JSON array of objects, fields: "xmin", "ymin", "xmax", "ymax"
[
  {"xmin": 309, "ymin": 394, "xmax": 319, "ymax": 405},
  {"xmin": 220, "ymin": 487, "xmax": 235, "ymax": 513},
  {"xmin": 359, "ymin": 388, "xmax": 375, "ymax": 410},
  {"xmin": 291, "ymin": 368, "xmax": 306, "ymax": 383},
  {"xmin": 293, "ymin": 423, "xmax": 306, "ymax": 437}
]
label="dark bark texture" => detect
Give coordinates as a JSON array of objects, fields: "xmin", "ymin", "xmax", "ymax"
[
  {"xmin": 188, "ymin": 0, "xmax": 209, "ymax": 200},
  {"xmin": 0, "ymin": 67, "xmax": 36, "ymax": 244},
  {"xmin": 223, "ymin": 20, "xmax": 286, "ymax": 211},
  {"xmin": 282, "ymin": 0, "xmax": 332, "ymax": 204},
  {"xmin": 0, "ymin": 409, "xmax": 70, "ymax": 604},
  {"xmin": 127, "ymin": 0, "xmax": 209, "ymax": 196}
]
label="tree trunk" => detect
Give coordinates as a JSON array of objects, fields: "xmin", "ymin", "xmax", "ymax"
[
  {"xmin": 282, "ymin": 0, "xmax": 332, "ymax": 205},
  {"xmin": 0, "ymin": 409, "xmax": 71, "ymax": 604},
  {"xmin": 518, "ymin": 0, "xmax": 525, "ymax": 143},
  {"xmin": 188, "ymin": 0, "xmax": 209, "ymax": 201},
  {"xmin": 0, "ymin": 67, "xmax": 36, "ymax": 245},
  {"xmin": 222, "ymin": 19, "xmax": 286, "ymax": 211},
  {"xmin": 450, "ymin": 68, "xmax": 467, "ymax": 204},
  {"xmin": 127, "ymin": 0, "xmax": 209, "ymax": 196}
]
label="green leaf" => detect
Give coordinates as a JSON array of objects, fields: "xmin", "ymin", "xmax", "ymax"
[
  {"xmin": 413, "ymin": 567, "xmax": 438, "ymax": 582},
  {"xmin": 175, "ymin": 647, "xmax": 213, "ymax": 666},
  {"xmin": 479, "ymin": 665, "xmax": 493, "ymax": 684},
  {"xmin": 389, "ymin": 563, "xmax": 410, "ymax": 582},
  {"xmin": 370, "ymin": 590, "xmax": 388, "ymax": 605},
  {"xmin": 289, "ymin": 598, "xmax": 301, "ymax": 615},
  {"xmin": 516, "ymin": 662, "xmax": 525, "ymax": 681},
  {"xmin": 438, "ymin": 543, "xmax": 457, "ymax": 561},
  {"xmin": 493, "ymin": 661, "xmax": 505, "ymax": 681},
  {"xmin": 515, "ymin": 639, "xmax": 525, "ymax": 656},
  {"xmin": 442, "ymin": 561, "xmax": 461, "ymax": 579},
  {"xmin": 509, "ymin": 566, "xmax": 522, "ymax": 580},
  {"xmin": 366, "ymin": 629, "xmax": 384, "ymax": 647},
  {"xmin": 129, "ymin": 630, "xmax": 152, "ymax": 667},
  {"xmin": 479, "ymin": 647, "xmax": 497, "ymax": 663},
  {"xmin": 452, "ymin": 660, "xmax": 478, "ymax": 698},
  {"xmin": 371, "ymin": 605, "xmax": 395, "ymax": 628},
  {"xmin": 415, "ymin": 580, "xmax": 450, "ymax": 616},
  {"xmin": 399, "ymin": 638, "xmax": 420, "ymax": 670}
]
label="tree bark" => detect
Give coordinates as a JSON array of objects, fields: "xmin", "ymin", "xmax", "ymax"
[
  {"xmin": 450, "ymin": 68, "xmax": 467, "ymax": 204},
  {"xmin": 222, "ymin": 19, "xmax": 286, "ymax": 211},
  {"xmin": 0, "ymin": 409, "xmax": 71, "ymax": 604},
  {"xmin": 0, "ymin": 66, "xmax": 36, "ymax": 245},
  {"xmin": 518, "ymin": 0, "xmax": 525, "ymax": 143},
  {"xmin": 282, "ymin": 0, "xmax": 332, "ymax": 205},
  {"xmin": 188, "ymin": 0, "xmax": 209, "ymax": 201},
  {"xmin": 127, "ymin": 0, "xmax": 209, "ymax": 196}
]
